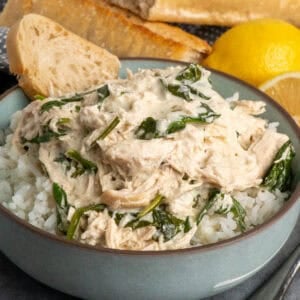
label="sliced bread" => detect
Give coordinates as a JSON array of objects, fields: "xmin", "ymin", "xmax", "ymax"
[
  {"xmin": 0, "ymin": 0, "xmax": 211, "ymax": 62},
  {"xmin": 6, "ymin": 13, "xmax": 120, "ymax": 99},
  {"xmin": 106, "ymin": 0, "xmax": 300, "ymax": 27}
]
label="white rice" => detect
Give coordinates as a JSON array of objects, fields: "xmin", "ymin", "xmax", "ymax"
[
  {"xmin": 0, "ymin": 112, "xmax": 288, "ymax": 246},
  {"xmin": 0, "ymin": 113, "xmax": 56, "ymax": 233}
]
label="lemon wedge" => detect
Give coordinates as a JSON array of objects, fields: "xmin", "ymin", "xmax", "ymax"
[{"xmin": 259, "ymin": 72, "xmax": 300, "ymax": 125}]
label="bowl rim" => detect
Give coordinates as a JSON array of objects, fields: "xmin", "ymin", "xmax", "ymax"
[{"xmin": 0, "ymin": 57, "xmax": 299, "ymax": 256}]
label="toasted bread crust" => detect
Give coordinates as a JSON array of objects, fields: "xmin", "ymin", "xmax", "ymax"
[
  {"xmin": 0, "ymin": 0, "xmax": 32, "ymax": 26},
  {"xmin": 107, "ymin": 0, "xmax": 300, "ymax": 27},
  {"xmin": 0, "ymin": 0, "xmax": 211, "ymax": 62}
]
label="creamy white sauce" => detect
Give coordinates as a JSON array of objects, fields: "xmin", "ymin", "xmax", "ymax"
[{"xmin": 11, "ymin": 65, "xmax": 290, "ymax": 250}]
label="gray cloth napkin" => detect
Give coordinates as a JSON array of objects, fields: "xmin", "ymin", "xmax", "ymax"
[
  {"xmin": 0, "ymin": 27, "xmax": 8, "ymax": 70},
  {"xmin": 0, "ymin": 0, "xmax": 8, "ymax": 70}
]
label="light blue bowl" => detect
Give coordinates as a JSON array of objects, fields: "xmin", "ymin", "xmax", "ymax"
[{"xmin": 0, "ymin": 59, "xmax": 299, "ymax": 300}]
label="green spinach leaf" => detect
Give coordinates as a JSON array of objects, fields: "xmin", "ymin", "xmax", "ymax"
[
  {"xmin": 136, "ymin": 103, "xmax": 219, "ymax": 139},
  {"xmin": 166, "ymin": 103, "xmax": 220, "ymax": 134},
  {"xmin": 213, "ymin": 196, "xmax": 246, "ymax": 232},
  {"xmin": 40, "ymin": 95, "xmax": 83, "ymax": 113},
  {"xmin": 137, "ymin": 194, "xmax": 164, "ymax": 218},
  {"xmin": 231, "ymin": 198, "xmax": 246, "ymax": 232},
  {"xmin": 92, "ymin": 116, "xmax": 120, "ymax": 145},
  {"xmin": 52, "ymin": 183, "xmax": 69, "ymax": 234},
  {"xmin": 167, "ymin": 84, "xmax": 194, "ymax": 101},
  {"xmin": 135, "ymin": 117, "xmax": 161, "ymax": 140},
  {"xmin": 125, "ymin": 219, "xmax": 153, "ymax": 230},
  {"xmin": 67, "ymin": 203, "xmax": 107, "ymax": 240},
  {"xmin": 152, "ymin": 205, "xmax": 186, "ymax": 242},
  {"xmin": 176, "ymin": 64, "xmax": 202, "ymax": 83},
  {"xmin": 97, "ymin": 84, "xmax": 110, "ymax": 104},
  {"xmin": 196, "ymin": 189, "xmax": 222, "ymax": 225},
  {"xmin": 64, "ymin": 149, "xmax": 98, "ymax": 176},
  {"xmin": 263, "ymin": 140, "xmax": 295, "ymax": 192},
  {"xmin": 34, "ymin": 94, "xmax": 46, "ymax": 100},
  {"xmin": 124, "ymin": 196, "xmax": 191, "ymax": 242},
  {"xmin": 125, "ymin": 194, "xmax": 164, "ymax": 229},
  {"xmin": 21, "ymin": 124, "xmax": 67, "ymax": 144}
]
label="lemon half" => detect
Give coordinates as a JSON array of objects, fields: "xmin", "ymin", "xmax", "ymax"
[{"xmin": 259, "ymin": 72, "xmax": 300, "ymax": 125}]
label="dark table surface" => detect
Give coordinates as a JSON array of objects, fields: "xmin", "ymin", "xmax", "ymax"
[{"xmin": 0, "ymin": 71, "xmax": 299, "ymax": 299}]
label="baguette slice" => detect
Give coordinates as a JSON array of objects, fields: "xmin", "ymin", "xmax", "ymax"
[
  {"xmin": 0, "ymin": 0, "xmax": 211, "ymax": 62},
  {"xmin": 106, "ymin": 0, "xmax": 300, "ymax": 27},
  {"xmin": 6, "ymin": 13, "xmax": 120, "ymax": 99}
]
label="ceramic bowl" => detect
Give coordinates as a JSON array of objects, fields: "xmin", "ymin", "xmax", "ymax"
[{"xmin": 0, "ymin": 59, "xmax": 299, "ymax": 300}]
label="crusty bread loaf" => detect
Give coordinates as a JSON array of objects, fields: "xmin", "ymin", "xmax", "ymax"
[
  {"xmin": 0, "ymin": 0, "xmax": 211, "ymax": 62},
  {"xmin": 106, "ymin": 0, "xmax": 300, "ymax": 27},
  {"xmin": 6, "ymin": 13, "xmax": 120, "ymax": 99}
]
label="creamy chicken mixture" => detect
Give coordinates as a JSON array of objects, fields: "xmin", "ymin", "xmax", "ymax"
[{"xmin": 11, "ymin": 64, "xmax": 295, "ymax": 250}]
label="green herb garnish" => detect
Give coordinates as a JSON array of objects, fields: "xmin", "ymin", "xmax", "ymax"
[
  {"xmin": 135, "ymin": 117, "xmax": 160, "ymax": 140},
  {"xmin": 125, "ymin": 195, "xmax": 192, "ymax": 242},
  {"xmin": 176, "ymin": 64, "xmax": 202, "ymax": 83},
  {"xmin": 56, "ymin": 118, "xmax": 70, "ymax": 126},
  {"xmin": 52, "ymin": 183, "xmax": 69, "ymax": 234},
  {"xmin": 188, "ymin": 86, "xmax": 211, "ymax": 100},
  {"xmin": 125, "ymin": 219, "xmax": 153, "ymax": 230},
  {"xmin": 160, "ymin": 65, "xmax": 210, "ymax": 101},
  {"xmin": 114, "ymin": 212, "xmax": 126, "ymax": 225},
  {"xmin": 197, "ymin": 191, "xmax": 247, "ymax": 232},
  {"xmin": 196, "ymin": 189, "xmax": 221, "ymax": 225},
  {"xmin": 231, "ymin": 198, "xmax": 246, "ymax": 232},
  {"xmin": 91, "ymin": 116, "xmax": 120, "ymax": 147},
  {"xmin": 55, "ymin": 150, "xmax": 98, "ymax": 177},
  {"xmin": 136, "ymin": 103, "xmax": 219, "ymax": 139},
  {"xmin": 152, "ymin": 205, "xmax": 187, "ymax": 242},
  {"xmin": 40, "ymin": 95, "xmax": 83, "ymax": 113},
  {"xmin": 167, "ymin": 84, "xmax": 194, "ymax": 102},
  {"xmin": 21, "ymin": 124, "xmax": 67, "ymax": 144},
  {"xmin": 166, "ymin": 83, "xmax": 210, "ymax": 101},
  {"xmin": 137, "ymin": 194, "xmax": 164, "ymax": 218},
  {"xmin": 263, "ymin": 140, "xmax": 295, "ymax": 192},
  {"xmin": 166, "ymin": 103, "xmax": 220, "ymax": 134},
  {"xmin": 97, "ymin": 84, "xmax": 110, "ymax": 104},
  {"xmin": 125, "ymin": 194, "xmax": 165, "ymax": 229},
  {"xmin": 183, "ymin": 216, "xmax": 192, "ymax": 233},
  {"xmin": 34, "ymin": 94, "xmax": 46, "ymax": 100},
  {"xmin": 65, "ymin": 149, "xmax": 98, "ymax": 177},
  {"xmin": 54, "ymin": 153, "xmax": 72, "ymax": 171},
  {"xmin": 67, "ymin": 203, "xmax": 107, "ymax": 240},
  {"xmin": 41, "ymin": 100, "xmax": 65, "ymax": 112}
]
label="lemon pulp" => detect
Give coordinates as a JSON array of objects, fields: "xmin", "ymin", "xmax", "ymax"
[{"xmin": 259, "ymin": 72, "xmax": 300, "ymax": 125}]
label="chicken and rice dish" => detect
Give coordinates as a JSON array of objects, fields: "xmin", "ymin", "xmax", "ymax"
[{"xmin": 0, "ymin": 64, "xmax": 295, "ymax": 250}]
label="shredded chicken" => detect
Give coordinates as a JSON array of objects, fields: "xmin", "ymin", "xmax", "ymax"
[
  {"xmin": 11, "ymin": 65, "xmax": 291, "ymax": 250},
  {"xmin": 105, "ymin": 218, "xmax": 158, "ymax": 250}
]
